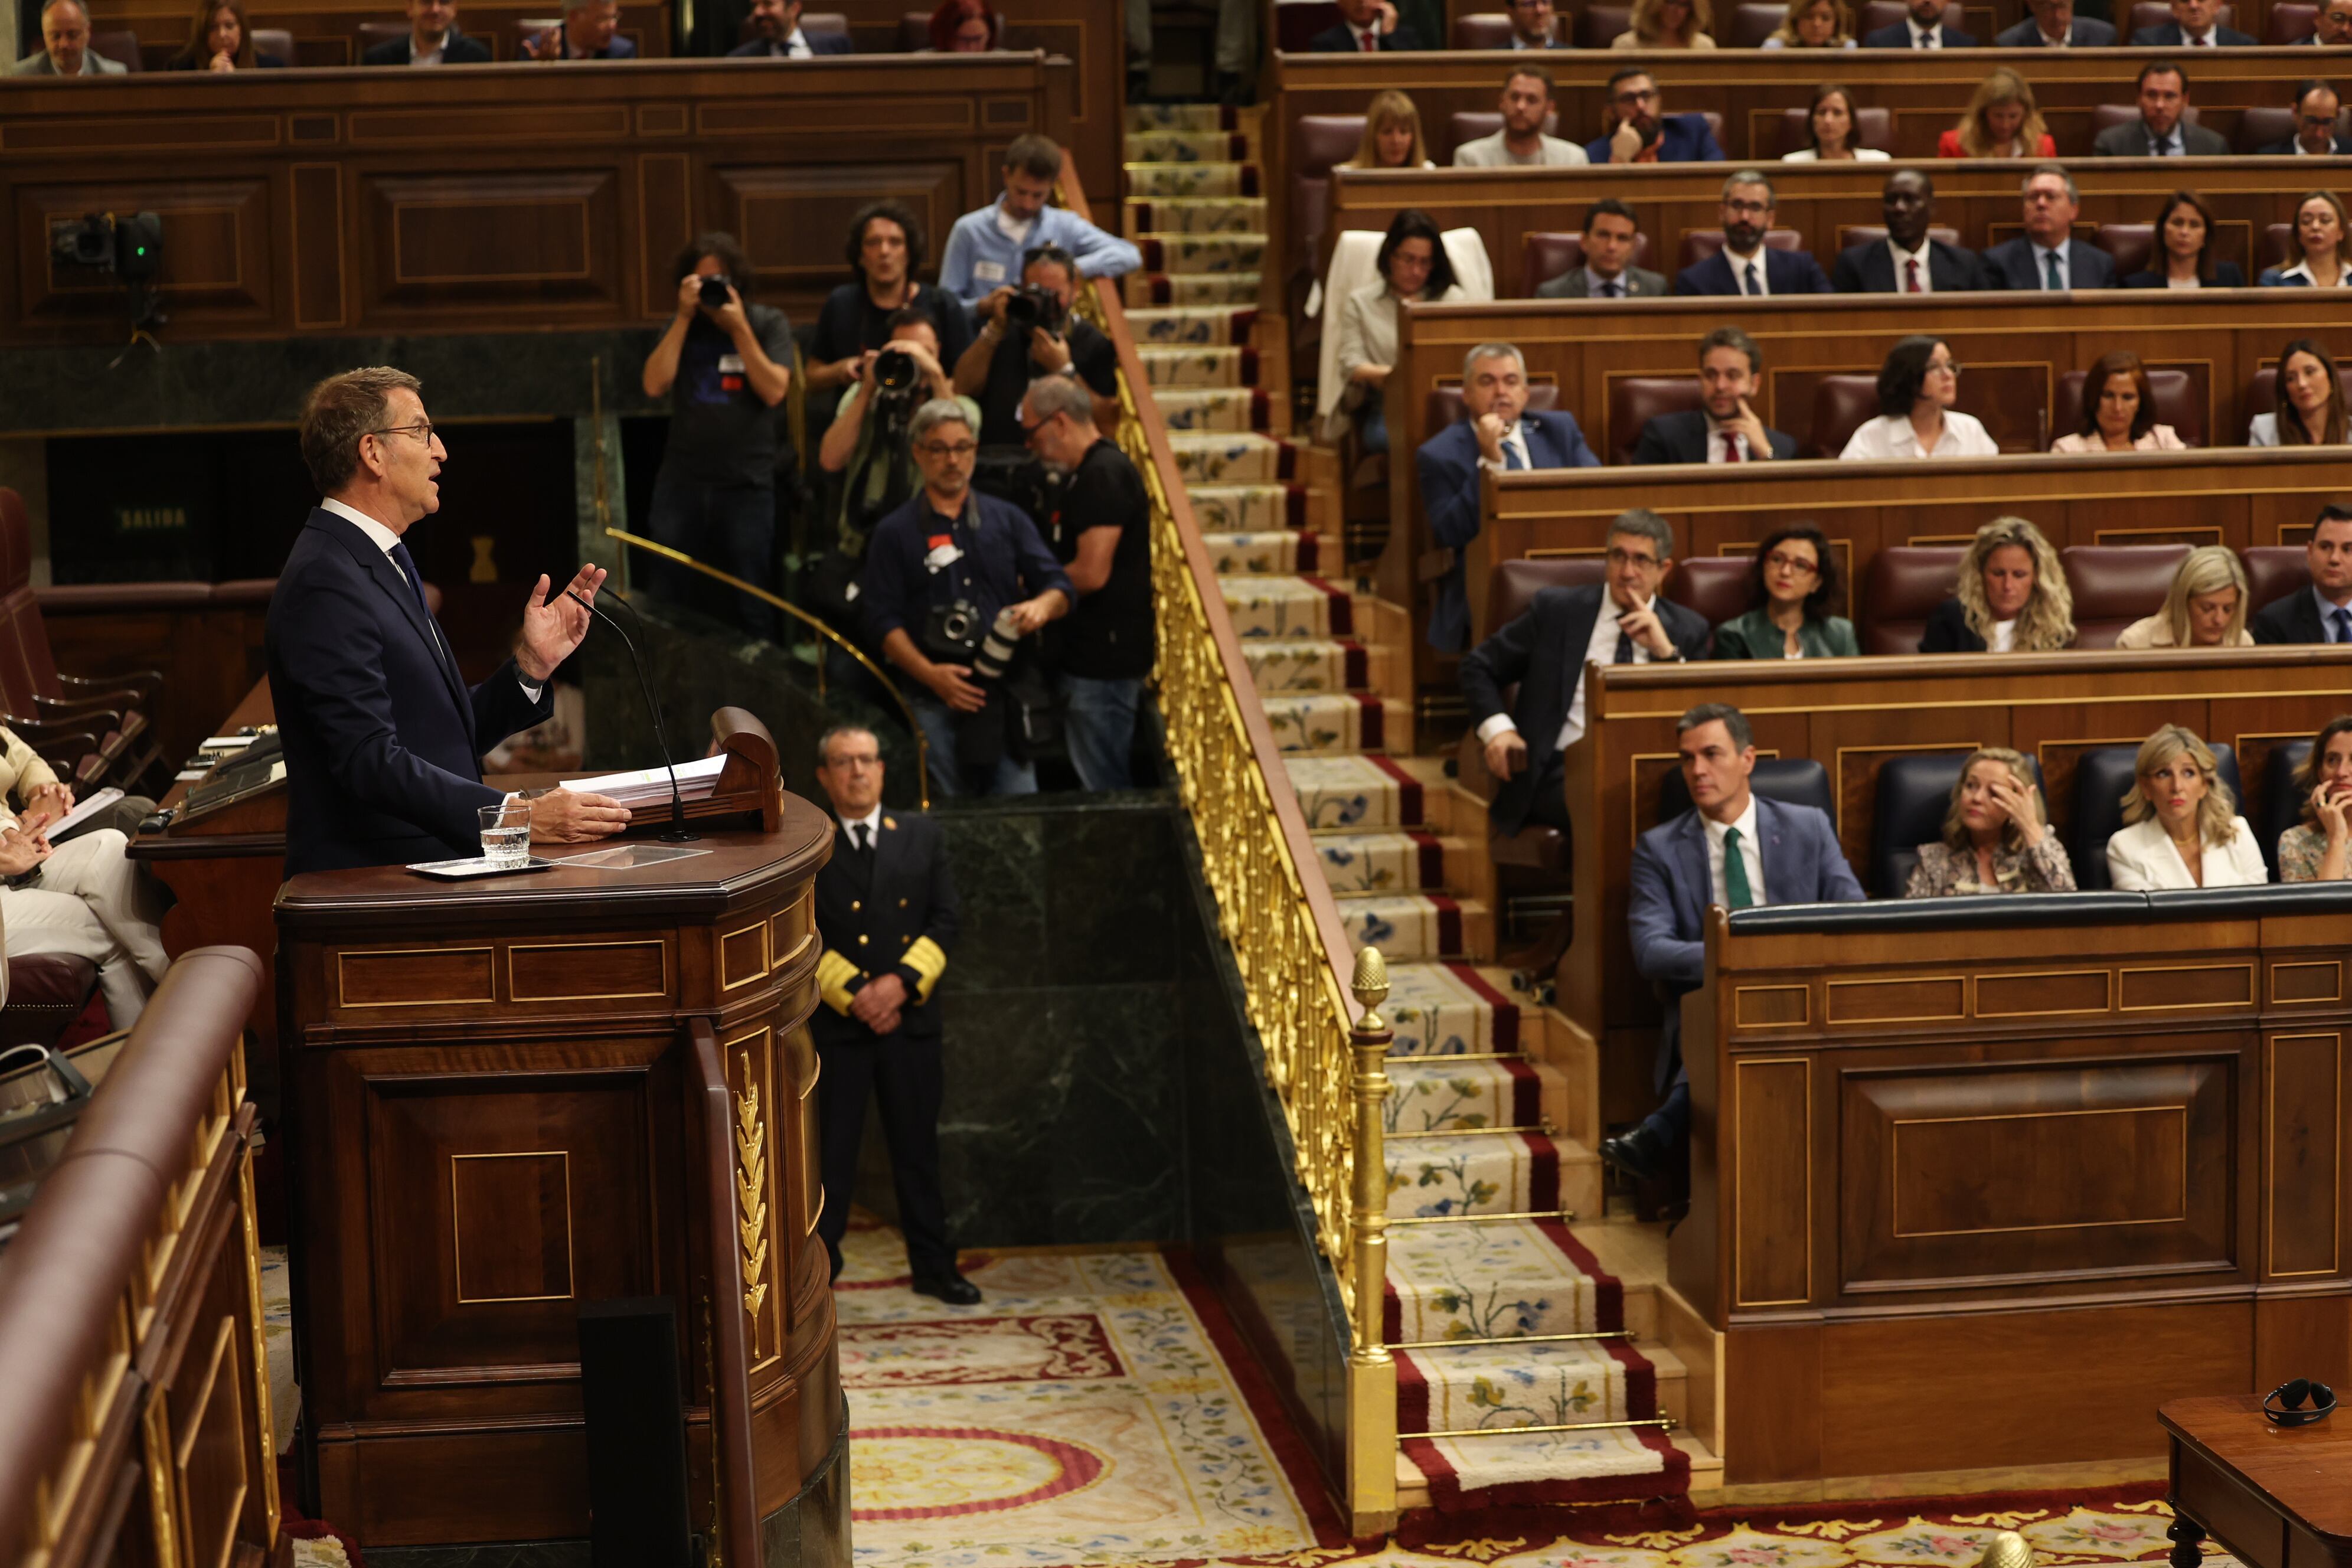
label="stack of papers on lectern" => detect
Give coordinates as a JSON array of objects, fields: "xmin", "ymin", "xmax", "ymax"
[{"xmin": 559, "ymin": 754, "xmax": 728, "ymax": 808}]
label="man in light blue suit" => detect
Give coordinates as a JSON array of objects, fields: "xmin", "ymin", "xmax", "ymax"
[
  {"xmin": 1415, "ymin": 341, "xmax": 1599, "ymax": 651},
  {"xmin": 1602, "ymin": 703, "xmax": 1866, "ymax": 1183}
]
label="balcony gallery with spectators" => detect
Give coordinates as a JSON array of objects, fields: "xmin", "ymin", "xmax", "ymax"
[{"xmin": 1, "ymin": 4, "xmax": 2348, "ymax": 1568}]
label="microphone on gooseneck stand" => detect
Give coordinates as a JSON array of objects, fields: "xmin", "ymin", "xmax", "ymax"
[{"xmin": 566, "ymin": 588, "xmax": 696, "ymax": 843}]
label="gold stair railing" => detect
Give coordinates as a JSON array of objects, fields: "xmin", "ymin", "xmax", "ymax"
[
  {"xmin": 1059, "ymin": 156, "xmax": 1397, "ymax": 1530},
  {"xmin": 603, "ymin": 525, "xmax": 932, "ymax": 809}
]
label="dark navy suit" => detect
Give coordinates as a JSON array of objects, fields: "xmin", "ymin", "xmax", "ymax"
[
  {"xmin": 1583, "ymin": 113, "xmax": 1724, "ymax": 164},
  {"xmin": 1416, "ymin": 411, "xmax": 1599, "ymax": 652},
  {"xmin": 266, "ymin": 507, "xmax": 553, "ymax": 876},
  {"xmin": 1861, "ymin": 19, "xmax": 1977, "ymax": 43},
  {"xmin": 1673, "ymin": 247, "xmax": 1834, "ymax": 297},
  {"xmin": 728, "ymin": 30, "xmax": 853, "ymax": 53},
  {"xmin": 1981, "ymin": 236, "xmax": 2116, "ymax": 290},
  {"xmin": 2130, "ymin": 19, "xmax": 2256, "ymax": 43}
]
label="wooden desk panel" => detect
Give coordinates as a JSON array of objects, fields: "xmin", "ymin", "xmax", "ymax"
[{"xmin": 0, "ymin": 54, "xmax": 1073, "ymax": 340}]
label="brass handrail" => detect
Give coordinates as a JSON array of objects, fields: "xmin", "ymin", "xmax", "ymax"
[{"xmin": 603, "ymin": 525, "xmax": 932, "ymax": 809}]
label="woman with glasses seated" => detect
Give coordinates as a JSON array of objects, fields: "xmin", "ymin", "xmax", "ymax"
[
  {"xmin": 1904, "ymin": 747, "xmax": 2075, "ymax": 897},
  {"xmin": 1840, "ymin": 335, "xmax": 1998, "ymax": 462},
  {"xmin": 1709, "ymin": 525, "xmax": 1857, "ymax": 659},
  {"xmin": 2106, "ymin": 724, "xmax": 2268, "ymax": 890},
  {"xmin": 2279, "ymin": 716, "xmax": 2352, "ymax": 883},
  {"xmin": 1330, "ymin": 210, "xmax": 1464, "ymax": 452},
  {"xmin": 1920, "ymin": 515, "xmax": 2074, "ymax": 654},
  {"xmin": 2115, "ymin": 545, "xmax": 2252, "ymax": 649}
]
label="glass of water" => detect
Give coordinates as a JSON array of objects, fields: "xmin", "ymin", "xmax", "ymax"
[{"xmin": 478, "ymin": 799, "xmax": 531, "ymax": 869}]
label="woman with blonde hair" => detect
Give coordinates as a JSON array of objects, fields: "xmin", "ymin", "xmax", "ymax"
[
  {"xmin": 1342, "ymin": 90, "xmax": 1434, "ymax": 171},
  {"xmin": 1920, "ymin": 517, "xmax": 2075, "ymax": 654},
  {"xmin": 2278, "ymin": 715, "xmax": 2352, "ymax": 883},
  {"xmin": 1905, "ymin": 747, "xmax": 2075, "ymax": 897},
  {"xmin": 2107, "ymin": 725, "xmax": 2266, "ymax": 888},
  {"xmin": 1762, "ymin": 0, "xmax": 1856, "ymax": 47},
  {"xmin": 2259, "ymin": 191, "xmax": 2352, "ymax": 289},
  {"xmin": 1612, "ymin": 0, "xmax": 1717, "ymax": 47},
  {"xmin": 1938, "ymin": 69, "xmax": 2056, "ymax": 159},
  {"xmin": 2114, "ymin": 547, "xmax": 2252, "ymax": 649}
]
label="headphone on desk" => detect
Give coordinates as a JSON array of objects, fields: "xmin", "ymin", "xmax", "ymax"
[{"xmin": 2262, "ymin": 1378, "xmax": 2337, "ymax": 1427}]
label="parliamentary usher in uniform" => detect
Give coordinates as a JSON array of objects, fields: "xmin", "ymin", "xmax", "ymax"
[{"xmin": 810, "ymin": 809, "xmax": 961, "ymax": 1278}]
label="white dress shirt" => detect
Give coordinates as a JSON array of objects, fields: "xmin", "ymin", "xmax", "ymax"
[
  {"xmin": 1838, "ymin": 410, "xmax": 1999, "ymax": 460},
  {"xmin": 318, "ymin": 496, "xmax": 543, "ymax": 703},
  {"xmin": 839, "ymin": 804, "xmax": 884, "ymax": 851},
  {"xmin": 409, "ymin": 37, "xmax": 446, "ymax": 63},
  {"xmin": 1474, "ymin": 592, "xmax": 1658, "ymax": 754},
  {"xmin": 1703, "ymin": 793, "xmax": 1768, "ymax": 907},
  {"xmin": 1888, "ymin": 236, "xmax": 1936, "ymax": 293},
  {"xmin": 2033, "ymin": 241, "xmax": 2070, "ymax": 289},
  {"xmin": 1724, "ymin": 247, "xmax": 1770, "ymax": 296},
  {"xmin": 2179, "ymin": 25, "xmax": 2217, "ymax": 43},
  {"xmin": 1988, "ymin": 618, "xmax": 2016, "ymax": 652},
  {"xmin": 1704, "ymin": 418, "xmax": 1753, "ymax": 462},
  {"xmin": 2272, "ymin": 260, "xmax": 2352, "ymax": 286},
  {"xmin": 1906, "ymin": 18, "xmax": 1942, "ymax": 44}
]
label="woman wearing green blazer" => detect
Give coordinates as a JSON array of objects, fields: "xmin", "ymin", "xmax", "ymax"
[{"xmin": 1709, "ymin": 525, "xmax": 1860, "ymax": 660}]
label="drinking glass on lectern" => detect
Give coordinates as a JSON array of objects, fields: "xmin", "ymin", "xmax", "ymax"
[{"xmin": 478, "ymin": 799, "xmax": 531, "ymax": 868}]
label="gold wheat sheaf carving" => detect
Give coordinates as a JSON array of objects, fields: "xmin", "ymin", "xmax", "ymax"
[{"xmin": 735, "ymin": 1082, "xmax": 770, "ymax": 1328}]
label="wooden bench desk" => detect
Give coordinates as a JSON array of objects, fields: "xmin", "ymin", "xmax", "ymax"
[{"xmin": 2162, "ymin": 1394, "xmax": 2352, "ymax": 1568}]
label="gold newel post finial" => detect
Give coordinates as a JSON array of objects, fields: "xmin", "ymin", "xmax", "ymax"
[
  {"xmin": 1351, "ymin": 945, "xmax": 1390, "ymax": 1031},
  {"xmin": 1978, "ymin": 1531, "xmax": 2034, "ymax": 1568}
]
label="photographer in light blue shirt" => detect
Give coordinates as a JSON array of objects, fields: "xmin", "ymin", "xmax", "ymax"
[{"xmin": 938, "ymin": 134, "xmax": 1142, "ymax": 303}]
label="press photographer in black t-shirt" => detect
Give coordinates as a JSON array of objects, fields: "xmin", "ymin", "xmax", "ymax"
[
  {"xmin": 1020, "ymin": 374, "xmax": 1154, "ymax": 791},
  {"xmin": 639, "ymin": 231, "xmax": 793, "ymax": 636},
  {"xmin": 952, "ymin": 244, "xmax": 1119, "ymax": 449},
  {"xmin": 806, "ymin": 202, "xmax": 972, "ymax": 417}
]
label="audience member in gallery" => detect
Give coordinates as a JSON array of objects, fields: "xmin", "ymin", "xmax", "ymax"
[
  {"xmin": 1831, "ymin": 169, "xmax": 1991, "ymax": 292},
  {"xmin": 1938, "ymin": 70, "xmax": 2057, "ymax": 159},
  {"xmin": 1840, "ymin": 335, "xmax": 1999, "ymax": 462},
  {"xmin": 1587, "ymin": 68, "xmax": 1726, "ymax": 164},
  {"xmin": 1631, "ymin": 325, "xmax": 1798, "ymax": 463},
  {"xmin": 1534, "ymin": 201, "xmax": 1668, "ymax": 298},
  {"xmin": 2278, "ymin": 716, "xmax": 2352, "ymax": 882},
  {"xmin": 1612, "ymin": 0, "xmax": 1716, "ymax": 48},
  {"xmin": 2260, "ymin": 191, "xmax": 2352, "ymax": 288},
  {"xmin": 2256, "ymin": 82, "xmax": 2352, "ymax": 156},
  {"xmin": 2248, "ymin": 340, "xmax": 2350, "ymax": 447},
  {"xmin": 360, "ymin": 0, "xmax": 490, "ymax": 61},
  {"xmin": 1454, "ymin": 66, "xmax": 1590, "ymax": 166},
  {"xmin": 166, "ymin": 0, "xmax": 286, "ymax": 68},
  {"xmin": 1904, "ymin": 748, "xmax": 2076, "ymax": 897},
  {"xmin": 1760, "ymin": 0, "xmax": 1857, "ymax": 48},
  {"xmin": 2107, "ymin": 725, "xmax": 2268, "ymax": 890},
  {"xmin": 2252, "ymin": 504, "xmax": 2352, "ymax": 643},
  {"xmin": 2092, "ymin": 62, "xmax": 2227, "ymax": 158},
  {"xmin": 1417, "ymin": 342, "xmax": 1600, "ymax": 649},
  {"xmin": 729, "ymin": 0, "xmax": 854, "ymax": 55},
  {"xmin": 11, "ymin": 0, "xmax": 127, "ymax": 72},
  {"xmin": 1501, "ymin": 0, "xmax": 1566, "ymax": 47},
  {"xmin": 521, "ymin": 0, "xmax": 636, "ymax": 57},
  {"xmin": 1672, "ymin": 172, "xmax": 1834, "ymax": 296},
  {"xmin": 1863, "ymin": 0, "xmax": 1975, "ymax": 47},
  {"xmin": 1461, "ymin": 509, "xmax": 1709, "ymax": 836},
  {"xmin": 1707, "ymin": 525, "xmax": 1859, "ymax": 659},
  {"xmin": 939, "ymin": 134, "xmax": 1141, "ymax": 300},
  {"xmin": 2310, "ymin": 0, "xmax": 2352, "ymax": 44},
  {"xmin": 1332, "ymin": 210, "xmax": 1466, "ymax": 451},
  {"xmin": 2130, "ymin": 0, "xmax": 2254, "ymax": 47},
  {"xmin": 1994, "ymin": 0, "xmax": 2115, "ymax": 46},
  {"xmin": 1782, "ymin": 84, "xmax": 1887, "ymax": 162},
  {"xmin": 1920, "ymin": 515, "xmax": 2076, "ymax": 652},
  {"xmin": 809, "ymin": 202, "xmax": 971, "ymax": 403},
  {"xmin": 927, "ymin": 0, "xmax": 999, "ymax": 49},
  {"xmin": 2115, "ymin": 545, "xmax": 2253, "ymax": 648},
  {"xmin": 2121, "ymin": 191, "xmax": 2246, "ymax": 289},
  {"xmin": 1982, "ymin": 165, "xmax": 2116, "ymax": 289},
  {"xmin": 1603, "ymin": 701, "xmax": 1864, "ymax": 1184},
  {"xmin": 1339, "ymin": 90, "xmax": 1435, "ymax": 169},
  {"xmin": 1309, "ymin": 0, "xmax": 1428, "ymax": 51},
  {"xmin": 2050, "ymin": 351, "xmax": 2189, "ymax": 453}
]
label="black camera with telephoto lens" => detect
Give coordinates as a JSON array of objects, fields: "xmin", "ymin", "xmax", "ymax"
[
  {"xmin": 1002, "ymin": 285, "xmax": 1066, "ymax": 337},
  {"xmin": 874, "ymin": 347, "xmax": 919, "ymax": 394},
  {"xmin": 698, "ymin": 273, "xmax": 733, "ymax": 309}
]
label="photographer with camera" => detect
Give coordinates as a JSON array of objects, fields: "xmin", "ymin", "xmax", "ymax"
[
  {"xmin": 815, "ymin": 309, "xmax": 972, "ymax": 611},
  {"xmin": 1021, "ymin": 375, "xmax": 1154, "ymax": 791},
  {"xmin": 860, "ymin": 400, "xmax": 1071, "ymax": 797},
  {"xmin": 953, "ymin": 244, "xmax": 1120, "ymax": 450},
  {"xmin": 808, "ymin": 203, "xmax": 971, "ymax": 405},
  {"xmin": 640, "ymin": 232, "xmax": 793, "ymax": 638}
]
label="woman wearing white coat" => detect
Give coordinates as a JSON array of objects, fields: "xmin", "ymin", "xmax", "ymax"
[{"xmin": 2105, "ymin": 725, "xmax": 2268, "ymax": 890}]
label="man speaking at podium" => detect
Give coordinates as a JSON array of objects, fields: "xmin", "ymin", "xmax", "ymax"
[{"xmin": 269, "ymin": 367, "xmax": 632, "ymax": 875}]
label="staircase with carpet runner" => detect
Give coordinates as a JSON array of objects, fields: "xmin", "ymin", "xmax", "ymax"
[{"xmin": 1119, "ymin": 104, "xmax": 1721, "ymax": 1513}]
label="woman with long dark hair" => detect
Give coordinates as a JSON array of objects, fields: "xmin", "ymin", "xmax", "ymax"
[
  {"xmin": 2249, "ymin": 339, "xmax": 2351, "ymax": 447},
  {"xmin": 1329, "ymin": 210, "xmax": 1464, "ymax": 450},
  {"xmin": 2121, "ymin": 191, "xmax": 2245, "ymax": 289},
  {"xmin": 2052, "ymin": 351, "xmax": 2187, "ymax": 453},
  {"xmin": 166, "ymin": 0, "xmax": 284, "ymax": 67}
]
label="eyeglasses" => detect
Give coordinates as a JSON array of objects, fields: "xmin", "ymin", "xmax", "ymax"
[
  {"xmin": 919, "ymin": 440, "xmax": 979, "ymax": 458},
  {"xmin": 1764, "ymin": 552, "xmax": 1820, "ymax": 575},
  {"xmin": 1721, "ymin": 198, "xmax": 1771, "ymax": 218},
  {"xmin": 1605, "ymin": 547, "xmax": 1661, "ymax": 569},
  {"xmin": 370, "ymin": 422, "xmax": 438, "ymax": 445},
  {"xmin": 1925, "ymin": 360, "xmax": 1963, "ymax": 376},
  {"xmin": 1612, "ymin": 88, "xmax": 1659, "ymax": 107}
]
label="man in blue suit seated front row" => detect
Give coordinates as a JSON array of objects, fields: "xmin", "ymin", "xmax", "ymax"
[
  {"xmin": 1599, "ymin": 703, "xmax": 1867, "ymax": 1185},
  {"xmin": 1415, "ymin": 341, "xmax": 1598, "ymax": 651},
  {"xmin": 1672, "ymin": 171, "xmax": 1833, "ymax": 299}
]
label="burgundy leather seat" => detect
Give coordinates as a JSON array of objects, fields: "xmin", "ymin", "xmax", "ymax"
[
  {"xmin": 250, "ymin": 27, "xmax": 295, "ymax": 61},
  {"xmin": 2053, "ymin": 366, "xmax": 2203, "ymax": 447},
  {"xmin": 1857, "ymin": 0, "xmax": 1962, "ymax": 30},
  {"xmin": 1677, "ymin": 228, "xmax": 1805, "ymax": 272},
  {"xmin": 1520, "ymin": 230, "xmax": 1655, "ymax": 296},
  {"xmin": 2062, "ymin": 544, "xmax": 2193, "ymax": 649},
  {"xmin": 0, "ymin": 958, "xmax": 100, "ymax": 1048},
  {"xmin": 2249, "ymin": 365, "xmax": 2352, "ymax": 429},
  {"xmin": 1452, "ymin": 12, "xmax": 1518, "ymax": 45},
  {"xmin": 1608, "ymin": 377, "xmax": 1704, "ymax": 464},
  {"xmin": 1839, "ymin": 224, "xmax": 1961, "ymax": 253},
  {"xmin": 1464, "ymin": 558, "xmax": 1611, "ymax": 873},
  {"xmin": 2266, "ymin": 2, "xmax": 2318, "ymax": 41},
  {"xmin": 1276, "ymin": 0, "xmax": 1345, "ymax": 50},
  {"xmin": 1291, "ymin": 116, "xmax": 1365, "ymax": 283},
  {"xmin": 1730, "ymin": 2, "xmax": 1785, "ymax": 44},
  {"xmin": 86, "ymin": 29, "xmax": 143, "ymax": 68},
  {"xmin": 1863, "ymin": 546, "xmax": 1967, "ymax": 655},
  {"xmin": 1809, "ymin": 375, "xmax": 1881, "ymax": 460},
  {"xmin": 1425, "ymin": 381, "xmax": 1560, "ymax": 432},
  {"xmin": 2127, "ymin": 0, "xmax": 2234, "ymax": 28},
  {"xmin": 2093, "ymin": 224, "xmax": 2155, "ymax": 279},
  {"xmin": 2243, "ymin": 545, "xmax": 2312, "ymax": 615},
  {"xmin": 1578, "ymin": 3, "xmax": 1631, "ymax": 43},
  {"xmin": 0, "ymin": 490, "xmax": 162, "ymax": 790},
  {"xmin": 1778, "ymin": 105, "xmax": 1893, "ymax": 158},
  {"xmin": 1661, "ymin": 556, "xmax": 1755, "ymax": 636}
]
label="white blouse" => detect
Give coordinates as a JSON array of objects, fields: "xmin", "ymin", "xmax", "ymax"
[
  {"xmin": 1781, "ymin": 146, "xmax": 1890, "ymax": 162},
  {"xmin": 1839, "ymin": 411, "xmax": 2000, "ymax": 460}
]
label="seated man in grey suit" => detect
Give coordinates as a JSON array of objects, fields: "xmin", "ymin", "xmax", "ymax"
[
  {"xmin": 1631, "ymin": 327, "xmax": 1798, "ymax": 463},
  {"xmin": 11, "ymin": 0, "xmax": 128, "ymax": 73},
  {"xmin": 2092, "ymin": 62, "xmax": 2230, "ymax": 158},
  {"xmin": 1459, "ymin": 509, "xmax": 1709, "ymax": 838},
  {"xmin": 1994, "ymin": 0, "xmax": 2116, "ymax": 45},
  {"xmin": 2131, "ymin": 0, "xmax": 2256, "ymax": 45},
  {"xmin": 1600, "ymin": 703, "xmax": 1866, "ymax": 1183},
  {"xmin": 1832, "ymin": 171, "xmax": 1993, "ymax": 293},
  {"xmin": 1982, "ymin": 166, "xmax": 2117, "ymax": 290},
  {"xmin": 1535, "ymin": 201, "xmax": 1667, "ymax": 299}
]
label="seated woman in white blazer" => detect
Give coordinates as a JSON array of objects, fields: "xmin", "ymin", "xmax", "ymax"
[{"xmin": 2105, "ymin": 724, "xmax": 2269, "ymax": 890}]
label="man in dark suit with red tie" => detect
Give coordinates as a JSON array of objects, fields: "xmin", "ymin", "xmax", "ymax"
[
  {"xmin": 267, "ymin": 367, "xmax": 631, "ymax": 876},
  {"xmin": 1831, "ymin": 171, "xmax": 1993, "ymax": 294},
  {"xmin": 1309, "ymin": 0, "xmax": 1427, "ymax": 48},
  {"xmin": 1671, "ymin": 172, "xmax": 1834, "ymax": 298}
]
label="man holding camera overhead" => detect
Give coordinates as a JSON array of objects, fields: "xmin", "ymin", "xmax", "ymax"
[
  {"xmin": 858, "ymin": 399, "xmax": 1071, "ymax": 798},
  {"xmin": 819, "ymin": 308, "xmax": 974, "ymax": 557},
  {"xmin": 640, "ymin": 231, "xmax": 792, "ymax": 638},
  {"xmin": 953, "ymin": 244, "xmax": 1121, "ymax": 449}
]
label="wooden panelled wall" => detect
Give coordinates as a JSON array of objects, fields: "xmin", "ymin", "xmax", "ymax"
[{"xmin": 0, "ymin": 54, "xmax": 1073, "ymax": 341}]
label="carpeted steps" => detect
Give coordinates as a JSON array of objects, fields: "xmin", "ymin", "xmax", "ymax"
[{"xmin": 1158, "ymin": 387, "xmax": 1270, "ymax": 433}]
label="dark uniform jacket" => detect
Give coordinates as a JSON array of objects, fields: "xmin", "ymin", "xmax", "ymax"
[{"xmin": 812, "ymin": 810, "xmax": 960, "ymax": 1042}]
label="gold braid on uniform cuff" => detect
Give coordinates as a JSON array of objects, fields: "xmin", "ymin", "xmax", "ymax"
[
  {"xmin": 902, "ymin": 937, "xmax": 948, "ymax": 1004},
  {"xmin": 816, "ymin": 949, "xmax": 862, "ymax": 1015}
]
